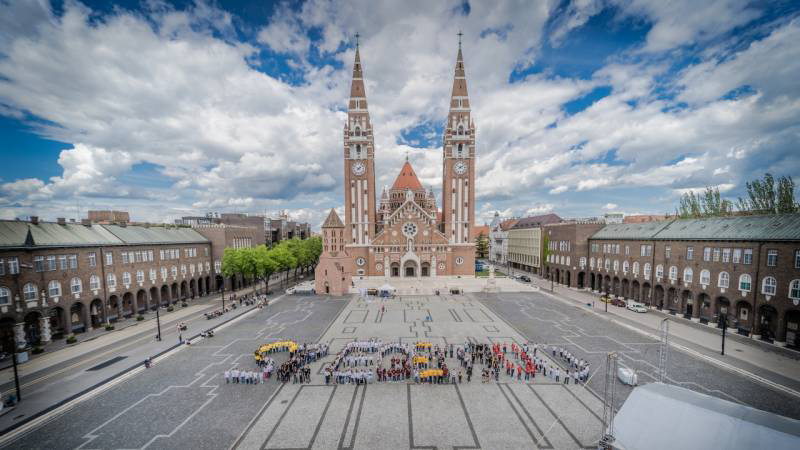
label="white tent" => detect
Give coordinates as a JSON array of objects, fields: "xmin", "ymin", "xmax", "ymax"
[
  {"xmin": 378, "ymin": 284, "xmax": 396, "ymax": 294},
  {"xmin": 612, "ymin": 383, "xmax": 800, "ymax": 450}
]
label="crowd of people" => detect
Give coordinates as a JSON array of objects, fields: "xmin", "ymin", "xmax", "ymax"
[{"xmin": 223, "ymin": 337, "xmax": 591, "ymax": 388}]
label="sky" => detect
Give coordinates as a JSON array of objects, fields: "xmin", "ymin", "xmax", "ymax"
[{"xmin": 0, "ymin": 0, "xmax": 799, "ymax": 229}]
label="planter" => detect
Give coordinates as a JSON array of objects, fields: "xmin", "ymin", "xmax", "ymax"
[
  {"xmin": 31, "ymin": 347, "xmax": 44, "ymax": 354},
  {"xmin": 136, "ymin": 315, "xmax": 144, "ymax": 321},
  {"xmin": 105, "ymin": 325, "xmax": 115, "ymax": 331},
  {"xmin": 181, "ymin": 302, "xmax": 188, "ymax": 308},
  {"xmin": 66, "ymin": 336, "xmax": 77, "ymax": 344},
  {"xmin": 167, "ymin": 306, "xmax": 174, "ymax": 312}
]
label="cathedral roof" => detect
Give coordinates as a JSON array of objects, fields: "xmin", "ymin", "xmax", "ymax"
[
  {"xmin": 321, "ymin": 208, "xmax": 344, "ymax": 228},
  {"xmin": 390, "ymin": 161, "xmax": 424, "ymax": 191}
]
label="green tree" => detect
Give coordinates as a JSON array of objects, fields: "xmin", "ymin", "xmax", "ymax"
[
  {"xmin": 270, "ymin": 244, "xmax": 296, "ymax": 287},
  {"xmin": 254, "ymin": 245, "xmax": 278, "ymax": 294},
  {"xmin": 305, "ymin": 236, "xmax": 322, "ymax": 270},
  {"xmin": 474, "ymin": 232, "xmax": 489, "ymax": 259},
  {"xmin": 285, "ymin": 238, "xmax": 310, "ymax": 281},
  {"xmin": 676, "ymin": 186, "xmax": 732, "ymax": 218},
  {"xmin": 221, "ymin": 247, "xmax": 243, "ymax": 291},
  {"xmin": 737, "ymin": 173, "xmax": 798, "ymax": 214}
]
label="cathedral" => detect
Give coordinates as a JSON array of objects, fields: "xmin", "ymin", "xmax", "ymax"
[{"xmin": 316, "ymin": 40, "xmax": 477, "ymax": 295}]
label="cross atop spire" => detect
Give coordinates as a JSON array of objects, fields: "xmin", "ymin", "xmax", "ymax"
[
  {"xmin": 457, "ymin": 30, "xmax": 463, "ymax": 49},
  {"xmin": 355, "ymin": 32, "xmax": 360, "ymax": 49}
]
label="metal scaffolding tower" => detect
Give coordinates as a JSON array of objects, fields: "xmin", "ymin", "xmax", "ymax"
[
  {"xmin": 658, "ymin": 318, "xmax": 670, "ymax": 383},
  {"xmin": 599, "ymin": 352, "xmax": 618, "ymax": 449}
]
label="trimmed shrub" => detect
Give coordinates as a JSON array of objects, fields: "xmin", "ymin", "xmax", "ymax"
[
  {"xmin": 181, "ymin": 302, "xmax": 188, "ymax": 308},
  {"xmin": 136, "ymin": 315, "xmax": 145, "ymax": 321},
  {"xmin": 105, "ymin": 325, "xmax": 115, "ymax": 331},
  {"xmin": 66, "ymin": 336, "xmax": 77, "ymax": 344},
  {"xmin": 32, "ymin": 347, "xmax": 44, "ymax": 354},
  {"xmin": 167, "ymin": 306, "xmax": 174, "ymax": 312}
]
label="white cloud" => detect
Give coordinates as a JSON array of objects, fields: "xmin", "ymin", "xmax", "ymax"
[
  {"xmin": 0, "ymin": 1, "xmax": 796, "ymax": 226},
  {"xmin": 603, "ymin": 203, "xmax": 618, "ymax": 210}
]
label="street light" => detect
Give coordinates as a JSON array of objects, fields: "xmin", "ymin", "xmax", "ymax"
[{"xmin": 154, "ymin": 293, "xmax": 161, "ymax": 341}]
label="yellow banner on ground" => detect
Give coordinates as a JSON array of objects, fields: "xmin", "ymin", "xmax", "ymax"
[
  {"xmin": 257, "ymin": 340, "xmax": 299, "ymax": 355},
  {"xmin": 420, "ymin": 369, "xmax": 443, "ymax": 378},
  {"xmin": 415, "ymin": 342, "xmax": 432, "ymax": 349},
  {"xmin": 413, "ymin": 356, "xmax": 429, "ymax": 364}
]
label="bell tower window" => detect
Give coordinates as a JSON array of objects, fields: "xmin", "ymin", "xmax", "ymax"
[
  {"xmin": 356, "ymin": 144, "xmax": 362, "ymax": 158},
  {"xmin": 456, "ymin": 144, "xmax": 463, "ymax": 158},
  {"xmin": 458, "ymin": 125, "xmax": 464, "ymax": 135},
  {"xmin": 355, "ymin": 126, "xmax": 361, "ymax": 136}
]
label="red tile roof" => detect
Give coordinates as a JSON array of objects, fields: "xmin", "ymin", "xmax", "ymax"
[{"xmin": 391, "ymin": 161, "xmax": 425, "ymax": 191}]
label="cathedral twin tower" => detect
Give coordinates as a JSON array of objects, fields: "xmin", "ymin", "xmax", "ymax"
[{"xmin": 316, "ymin": 39, "xmax": 477, "ymax": 295}]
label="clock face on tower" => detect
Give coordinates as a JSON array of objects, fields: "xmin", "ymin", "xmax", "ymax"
[
  {"xmin": 453, "ymin": 161, "xmax": 467, "ymax": 175},
  {"xmin": 351, "ymin": 161, "xmax": 366, "ymax": 176}
]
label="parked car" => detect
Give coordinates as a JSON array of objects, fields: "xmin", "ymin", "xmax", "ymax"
[
  {"xmin": 626, "ymin": 302, "xmax": 648, "ymax": 313},
  {"xmin": 600, "ymin": 295, "xmax": 612, "ymax": 303},
  {"xmin": 611, "ymin": 298, "xmax": 626, "ymax": 307},
  {"xmin": 519, "ymin": 275, "xmax": 531, "ymax": 282}
]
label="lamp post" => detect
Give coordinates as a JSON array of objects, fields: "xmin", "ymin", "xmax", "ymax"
[
  {"xmin": 221, "ymin": 281, "xmax": 226, "ymax": 312},
  {"xmin": 719, "ymin": 314, "xmax": 727, "ymax": 355},
  {"xmin": 155, "ymin": 301, "xmax": 161, "ymax": 342}
]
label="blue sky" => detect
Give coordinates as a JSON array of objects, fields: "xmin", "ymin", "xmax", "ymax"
[{"xmin": 0, "ymin": 0, "xmax": 799, "ymax": 227}]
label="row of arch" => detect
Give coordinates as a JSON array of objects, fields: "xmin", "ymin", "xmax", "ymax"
[{"xmin": 546, "ymin": 267, "xmax": 800, "ymax": 347}]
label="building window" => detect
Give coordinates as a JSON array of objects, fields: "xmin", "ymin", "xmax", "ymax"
[
  {"xmin": 605, "ymin": 259, "xmax": 610, "ymax": 270},
  {"xmin": 623, "ymin": 261, "xmax": 629, "ymax": 274},
  {"xmin": 90, "ymin": 275, "xmax": 101, "ymax": 290},
  {"xmin": 665, "ymin": 246, "xmax": 671, "ymax": 259},
  {"xmin": 88, "ymin": 252, "xmax": 97, "ymax": 267},
  {"xmin": 683, "ymin": 267, "xmax": 693, "ymax": 283},
  {"xmin": 767, "ymin": 250, "xmax": 778, "ymax": 266},
  {"xmin": 171, "ymin": 266, "xmax": 178, "ymax": 277},
  {"xmin": 8, "ymin": 256, "xmax": 19, "ymax": 275},
  {"xmin": 738, "ymin": 274, "xmax": 751, "ymax": 292},
  {"xmin": 579, "ymin": 257, "xmax": 586, "ymax": 269},
  {"xmin": 640, "ymin": 245, "xmax": 647, "ymax": 257},
  {"xmin": 71, "ymin": 277, "xmax": 82, "ymax": 294},
  {"xmin": 789, "ymin": 280, "xmax": 800, "ymax": 300},
  {"xmin": 743, "ymin": 248, "xmax": 753, "ymax": 264},
  {"xmin": 686, "ymin": 247, "xmax": 694, "ymax": 261},
  {"xmin": 625, "ymin": 245, "xmax": 630, "ymax": 256},
  {"xmin": 700, "ymin": 270, "xmax": 711, "ymax": 285},
  {"xmin": 644, "ymin": 263, "xmax": 651, "ymax": 280},
  {"xmin": 0, "ymin": 287, "xmax": 10, "ymax": 305},
  {"xmin": 732, "ymin": 248, "xmax": 741, "ymax": 264},
  {"xmin": 48, "ymin": 280, "xmax": 62, "ymax": 297},
  {"xmin": 149, "ymin": 269, "xmax": 156, "ymax": 281},
  {"xmin": 703, "ymin": 247, "xmax": 711, "ymax": 261},
  {"xmin": 722, "ymin": 248, "xmax": 731, "ymax": 263},
  {"xmin": 34, "ymin": 256, "xmax": 45, "ymax": 272},
  {"xmin": 47, "ymin": 255, "xmax": 56, "ymax": 271},
  {"xmin": 761, "ymin": 276, "xmax": 776, "ymax": 295},
  {"xmin": 58, "ymin": 255, "xmax": 67, "ymax": 270},
  {"xmin": 669, "ymin": 266, "xmax": 678, "ymax": 281},
  {"xmin": 23, "ymin": 282, "xmax": 37, "ymax": 300},
  {"xmin": 160, "ymin": 250, "xmax": 165, "ymax": 260},
  {"xmin": 181, "ymin": 264, "xmax": 187, "ymax": 275},
  {"xmin": 589, "ymin": 257, "xmax": 595, "ymax": 269},
  {"xmin": 122, "ymin": 252, "xmax": 129, "ymax": 264},
  {"xmin": 796, "ymin": 250, "xmax": 800, "ymax": 269},
  {"xmin": 107, "ymin": 274, "xmax": 117, "ymax": 288},
  {"xmin": 655, "ymin": 264, "xmax": 664, "ymax": 279},
  {"xmin": 0, "ymin": 259, "xmax": 4, "ymax": 276},
  {"xmin": 161, "ymin": 267, "xmax": 167, "ymax": 280},
  {"xmin": 633, "ymin": 262, "xmax": 639, "ymax": 275},
  {"xmin": 106, "ymin": 252, "xmax": 113, "ymax": 265},
  {"xmin": 69, "ymin": 254, "xmax": 78, "ymax": 269},
  {"xmin": 613, "ymin": 260, "xmax": 619, "ymax": 271},
  {"xmin": 713, "ymin": 248, "xmax": 720, "ymax": 262},
  {"xmin": 122, "ymin": 272, "xmax": 131, "ymax": 285},
  {"xmin": 718, "ymin": 271, "xmax": 730, "ymax": 289},
  {"xmin": 137, "ymin": 270, "xmax": 145, "ymax": 283},
  {"xmin": 205, "ymin": 261, "xmax": 210, "ymax": 272},
  {"xmin": 214, "ymin": 260, "xmax": 221, "ymax": 272}
]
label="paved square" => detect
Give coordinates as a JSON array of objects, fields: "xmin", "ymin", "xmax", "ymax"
[{"xmin": 234, "ymin": 294, "xmax": 604, "ymax": 450}]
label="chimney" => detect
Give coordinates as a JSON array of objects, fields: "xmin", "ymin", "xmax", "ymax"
[
  {"xmin": 57, "ymin": 217, "xmax": 66, "ymax": 225},
  {"xmin": 81, "ymin": 219, "xmax": 91, "ymax": 227},
  {"xmin": 30, "ymin": 216, "xmax": 39, "ymax": 225}
]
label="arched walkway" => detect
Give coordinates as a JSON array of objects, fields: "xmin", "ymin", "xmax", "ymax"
[
  {"xmin": 50, "ymin": 306, "xmax": 66, "ymax": 337},
  {"xmin": 70, "ymin": 302, "xmax": 88, "ymax": 333},
  {"xmin": 566, "ymin": 271, "xmax": 571, "ymax": 287},
  {"xmin": 621, "ymin": 279, "xmax": 630, "ymax": 299},
  {"xmin": 149, "ymin": 286, "xmax": 160, "ymax": 311},
  {"xmin": 735, "ymin": 300, "xmax": 751, "ymax": 332},
  {"xmin": 90, "ymin": 298, "xmax": 105, "ymax": 328},
  {"xmin": 716, "ymin": 296, "xmax": 731, "ymax": 326},
  {"xmin": 757, "ymin": 304, "xmax": 778, "ymax": 342},
  {"xmin": 107, "ymin": 295, "xmax": 120, "ymax": 322},
  {"xmin": 0, "ymin": 318, "xmax": 15, "ymax": 353},
  {"xmin": 632, "ymin": 280, "xmax": 641, "ymax": 301},
  {"xmin": 642, "ymin": 282, "xmax": 652, "ymax": 305},
  {"xmin": 698, "ymin": 293, "xmax": 711, "ymax": 322},
  {"xmin": 215, "ymin": 275, "xmax": 224, "ymax": 292},
  {"xmin": 667, "ymin": 287, "xmax": 677, "ymax": 312},
  {"xmin": 190, "ymin": 278, "xmax": 197, "ymax": 299},
  {"xmin": 180, "ymin": 281, "xmax": 188, "ymax": 301},
  {"xmin": 171, "ymin": 283, "xmax": 179, "ymax": 303},
  {"xmin": 122, "ymin": 292, "xmax": 134, "ymax": 318},
  {"xmin": 24, "ymin": 311, "xmax": 42, "ymax": 346},
  {"xmin": 403, "ymin": 260, "xmax": 418, "ymax": 278},
  {"xmin": 784, "ymin": 310, "xmax": 800, "ymax": 349},
  {"xmin": 136, "ymin": 289, "xmax": 148, "ymax": 314},
  {"xmin": 161, "ymin": 285, "xmax": 171, "ymax": 306},
  {"xmin": 654, "ymin": 285, "xmax": 665, "ymax": 309},
  {"xmin": 681, "ymin": 290, "xmax": 693, "ymax": 318},
  {"xmin": 578, "ymin": 271, "xmax": 585, "ymax": 289},
  {"xmin": 603, "ymin": 275, "xmax": 611, "ymax": 295}
]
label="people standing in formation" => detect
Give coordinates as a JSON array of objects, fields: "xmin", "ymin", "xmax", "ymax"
[
  {"xmin": 223, "ymin": 341, "xmax": 330, "ymax": 385},
  {"xmin": 224, "ymin": 338, "xmax": 590, "ymax": 387}
]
